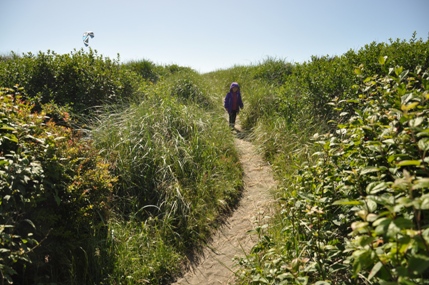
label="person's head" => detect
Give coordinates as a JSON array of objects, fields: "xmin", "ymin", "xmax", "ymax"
[{"xmin": 230, "ymin": 82, "xmax": 239, "ymax": 92}]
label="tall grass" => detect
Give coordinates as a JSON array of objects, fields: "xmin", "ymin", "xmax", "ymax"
[{"xmin": 89, "ymin": 70, "xmax": 244, "ymax": 283}]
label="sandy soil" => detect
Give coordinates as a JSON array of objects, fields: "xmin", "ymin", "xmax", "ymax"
[{"xmin": 172, "ymin": 124, "xmax": 277, "ymax": 285}]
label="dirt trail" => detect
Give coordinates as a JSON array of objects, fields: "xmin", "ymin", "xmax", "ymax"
[{"xmin": 173, "ymin": 125, "xmax": 277, "ymax": 285}]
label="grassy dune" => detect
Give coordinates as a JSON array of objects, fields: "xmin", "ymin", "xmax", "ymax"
[{"xmin": 1, "ymin": 35, "xmax": 429, "ymax": 284}]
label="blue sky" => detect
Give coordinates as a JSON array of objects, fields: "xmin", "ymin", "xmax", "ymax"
[{"xmin": 1, "ymin": 0, "xmax": 428, "ymax": 73}]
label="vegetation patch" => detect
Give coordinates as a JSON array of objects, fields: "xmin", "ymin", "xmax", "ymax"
[
  {"xmin": 233, "ymin": 35, "xmax": 429, "ymax": 284},
  {"xmin": 1, "ymin": 34, "xmax": 429, "ymax": 284}
]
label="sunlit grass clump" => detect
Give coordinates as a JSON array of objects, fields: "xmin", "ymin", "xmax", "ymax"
[{"xmin": 90, "ymin": 70, "xmax": 243, "ymax": 283}]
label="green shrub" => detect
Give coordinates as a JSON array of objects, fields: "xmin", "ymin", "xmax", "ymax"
[
  {"xmin": 238, "ymin": 34, "xmax": 429, "ymax": 138},
  {"xmin": 335, "ymin": 64, "xmax": 429, "ymax": 283},
  {"xmin": 236, "ymin": 62, "xmax": 429, "ymax": 284},
  {"xmin": 0, "ymin": 86, "xmax": 116, "ymax": 284},
  {"xmin": 123, "ymin": 59, "xmax": 160, "ymax": 83},
  {"xmin": 234, "ymin": 36, "xmax": 429, "ymax": 284},
  {"xmin": 0, "ymin": 49, "xmax": 143, "ymax": 114}
]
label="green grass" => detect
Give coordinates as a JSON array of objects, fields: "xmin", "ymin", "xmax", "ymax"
[{"xmin": 88, "ymin": 70, "xmax": 244, "ymax": 283}]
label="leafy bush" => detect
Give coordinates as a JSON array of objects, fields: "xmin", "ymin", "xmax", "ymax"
[
  {"xmin": 335, "ymin": 63, "xmax": 429, "ymax": 283},
  {"xmin": 232, "ymin": 35, "xmax": 429, "ymax": 284},
  {"xmin": 236, "ymin": 61, "xmax": 429, "ymax": 284},
  {"xmin": 0, "ymin": 49, "xmax": 143, "ymax": 114},
  {"xmin": 0, "ymin": 86, "xmax": 116, "ymax": 284},
  {"xmin": 238, "ymin": 34, "xmax": 429, "ymax": 137},
  {"xmin": 124, "ymin": 59, "xmax": 160, "ymax": 83}
]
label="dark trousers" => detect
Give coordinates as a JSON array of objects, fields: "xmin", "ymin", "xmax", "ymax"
[{"xmin": 228, "ymin": 110, "xmax": 238, "ymax": 127}]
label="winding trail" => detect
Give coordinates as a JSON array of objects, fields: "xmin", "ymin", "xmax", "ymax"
[{"xmin": 173, "ymin": 125, "xmax": 277, "ymax": 284}]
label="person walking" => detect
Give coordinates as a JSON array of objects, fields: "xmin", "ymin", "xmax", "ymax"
[{"xmin": 224, "ymin": 82, "xmax": 244, "ymax": 129}]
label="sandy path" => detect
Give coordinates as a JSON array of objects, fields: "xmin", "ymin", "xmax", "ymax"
[{"xmin": 173, "ymin": 127, "xmax": 277, "ymax": 285}]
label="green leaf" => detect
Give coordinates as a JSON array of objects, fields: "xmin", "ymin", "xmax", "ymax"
[
  {"xmin": 409, "ymin": 117, "xmax": 425, "ymax": 128},
  {"xmin": 378, "ymin": 56, "xmax": 387, "ymax": 65},
  {"xmin": 355, "ymin": 235, "xmax": 375, "ymax": 247},
  {"xmin": 351, "ymin": 221, "xmax": 369, "ymax": 232},
  {"xmin": 392, "ymin": 217, "xmax": 413, "ymax": 230},
  {"xmin": 396, "ymin": 160, "xmax": 421, "ymax": 167},
  {"xmin": 399, "ymin": 69, "xmax": 409, "ymax": 81},
  {"xmin": 0, "ymin": 124, "xmax": 15, "ymax": 131},
  {"xmin": 401, "ymin": 101, "xmax": 419, "ymax": 111},
  {"xmin": 332, "ymin": 199, "xmax": 362, "ymax": 206},
  {"xmin": 4, "ymin": 134, "xmax": 18, "ymax": 143},
  {"xmin": 346, "ymin": 99, "xmax": 359, "ymax": 103},
  {"xmin": 412, "ymin": 178, "xmax": 429, "ymax": 190},
  {"xmin": 417, "ymin": 138, "xmax": 429, "ymax": 151},
  {"xmin": 367, "ymin": 213, "xmax": 378, "ymax": 222},
  {"xmin": 367, "ymin": 182, "xmax": 388, "ymax": 194},
  {"xmin": 395, "ymin": 66, "xmax": 404, "ymax": 76},
  {"xmin": 360, "ymin": 167, "xmax": 381, "ymax": 175},
  {"xmin": 408, "ymin": 254, "xmax": 429, "ymax": 275},
  {"xmin": 401, "ymin": 92, "xmax": 413, "ymax": 105},
  {"xmin": 54, "ymin": 191, "xmax": 61, "ymax": 206},
  {"xmin": 24, "ymin": 134, "xmax": 45, "ymax": 144},
  {"xmin": 353, "ymin": 249, "xmax": 372, "ymax": 275},
  {"xmin": 396, "ymin": 196, "xmax": 414, "ymax": 207},
  {"xmin": 276, "ymin": 272, "xmax": 294, "ymax": 281},
  {"xmin": 365, "ymin": 198, "xmax": 377, "ymax": 212},
  {"xmin": 252, "ymin": 275, "xmax": 269, "ymax": 283},
  {"xmin": 374, "ymin": 217, "xmax": 391, "ymax": 235},
  {"xmin": 368, "ymin": 261, "xmax": 383, "ymax": 280},
  {"xmin": 417, "ymin": 128, "xmax": 429, "ymax": 137},
  {"xmin": 382, "ymin": 139, "xmax": 395, "ymax": 145},
  {"xmin": 420, "ymin": 196, "xmax": 429, "ymax": 210},
  {"xmin": 23, "ymin": 219, "xmax": 36, "ymax": 229},
  {"xmin": 422, "ymin": 228, "xmax": 429, "ymax": 242},
  {"xmin": 387, "ymin": 220, "xmax": 401, "ymax": 236},
  {"xmin": 296, "ymin": 276, "xmax": 308, "ymax": 285}
]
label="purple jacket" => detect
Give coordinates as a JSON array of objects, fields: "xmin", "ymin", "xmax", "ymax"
[{"xmin": 224, "ymin": 82, "xmax": 244, "ymax": 113}]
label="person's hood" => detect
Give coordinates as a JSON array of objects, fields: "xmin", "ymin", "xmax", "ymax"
[{"xmin": 230, "ymin": 82, "xmax": 239, "ymax": 90}]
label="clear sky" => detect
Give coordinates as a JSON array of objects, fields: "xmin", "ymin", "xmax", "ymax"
[{"xmin": 1, "ymin": 0, "xmax": 428, "ymax": 73}]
